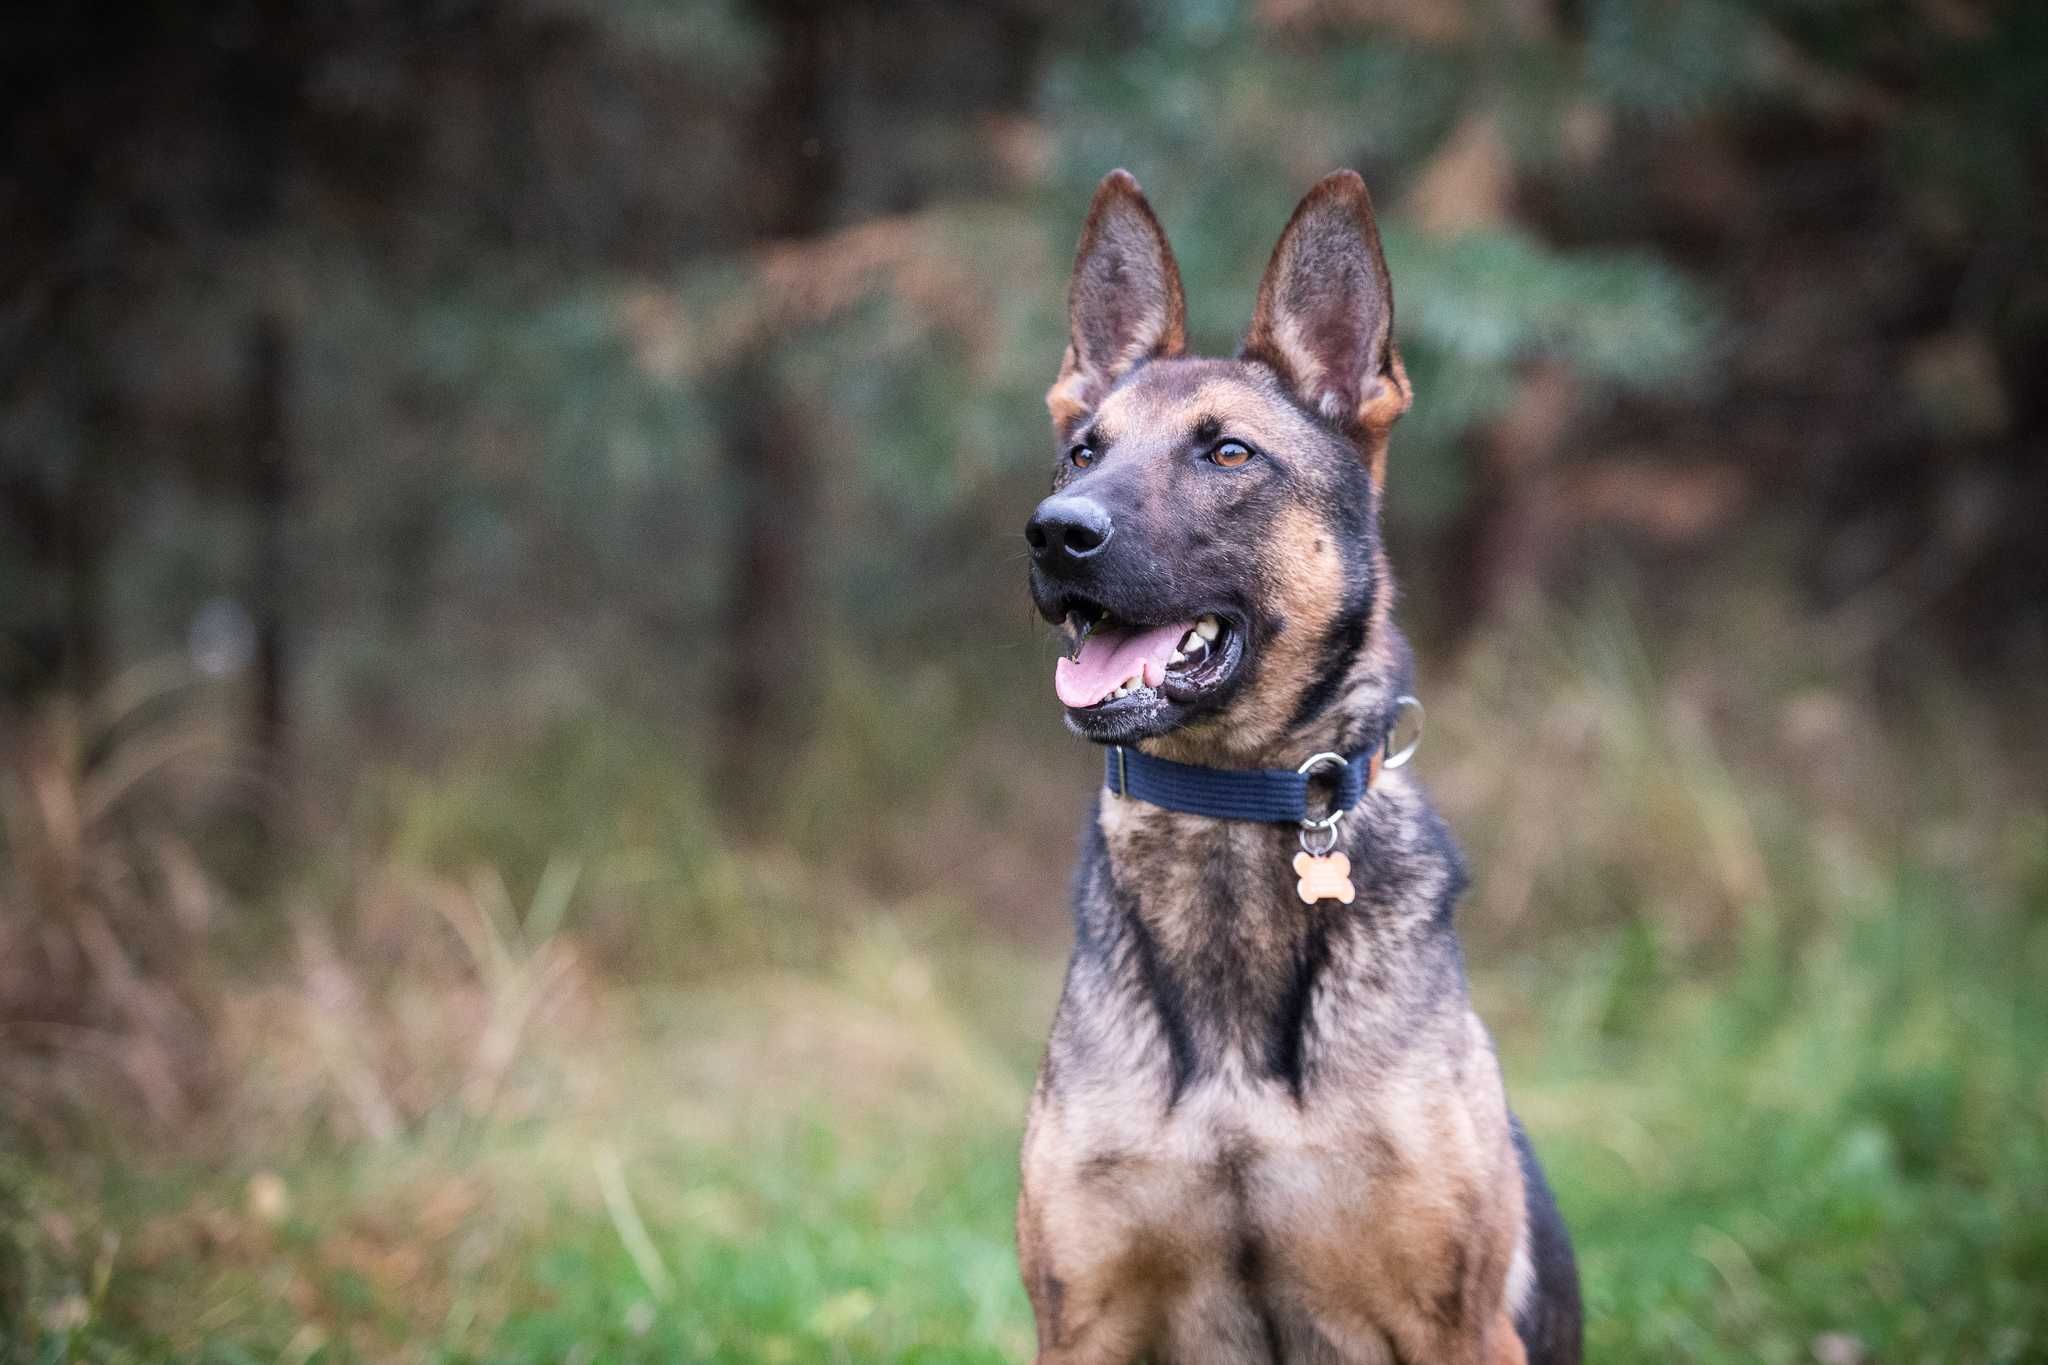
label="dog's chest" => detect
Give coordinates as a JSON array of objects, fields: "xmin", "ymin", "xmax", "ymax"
[
  {"xmin": 1029, "ymin": 1065, "xmax": 1411, "ymax": 1358},
  {"xmin": 1049, "ymin": 1058, "xmax": 1396, "ymax": 1255}
]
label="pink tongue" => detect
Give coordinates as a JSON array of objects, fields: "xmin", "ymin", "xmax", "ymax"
[{"xmin": 1055, "ymin": 621, "xmax": 1192, "ymax": 708}]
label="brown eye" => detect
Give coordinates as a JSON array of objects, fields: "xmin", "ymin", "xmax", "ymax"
[
  {"xmin": 1069, "ymin": 444, "xmax": 1095, "ymax": 469},
  {"xmin": 1210, "ymin": 439, "xmax": 1253, "ymax": 468}
]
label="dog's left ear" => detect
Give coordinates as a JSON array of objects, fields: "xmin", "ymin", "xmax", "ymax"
[
  {"xmin": 1047, "ymin": 170, "xmax": 1188, "ymax": 434},
  {"xmin": 1243, "ymin": 171, "xmax": 1411, "ymax": 484}
]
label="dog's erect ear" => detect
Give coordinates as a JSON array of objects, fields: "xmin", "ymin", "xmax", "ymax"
[
  {"xmin": 1243, "ymin": 171, "xmax": 1411, "ymax": 482},
  {"xmin": 1046, "ymin": 170, "xmax": 1188, "ymax": 434}
]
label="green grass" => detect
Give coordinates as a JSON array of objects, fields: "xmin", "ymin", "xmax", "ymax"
[
  {"xmin": 1533, "ymin": 880, "xmax": 2048, "ymax": 1362},
  {"xmin": 9, "ymin": 871, "xmax": 2045, "ymax": 1364},
  {"xmin": 495, "ymin": 1122, "xmax": 1029, "ymax": 1364}
]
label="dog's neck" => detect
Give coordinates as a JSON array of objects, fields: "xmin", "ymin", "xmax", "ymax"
[
  {"xmin": 1088, "ymin": 773, "xmax": 1456, "ymax": 1101},
  {"xmin": 1085, "ymin": 612, "xmax": 1450, "ymax": 1086}
]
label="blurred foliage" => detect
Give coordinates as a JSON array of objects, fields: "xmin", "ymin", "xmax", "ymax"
[{"xmin": 4, "ymin": 0, "xmax": 2043, "ymax": 750}]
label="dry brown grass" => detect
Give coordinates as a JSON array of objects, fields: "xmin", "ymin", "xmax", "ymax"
[{"xmin": 0, "ymin": 668, "xmax": 240, "ymax": 1138}]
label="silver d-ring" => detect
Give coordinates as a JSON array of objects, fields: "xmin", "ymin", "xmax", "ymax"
[
  {"xmin": 1296, "ymin": 751, "xmax": 1349, "ymax": 832},
  {"xmin": 1382, "ymin": 695, "xmax": 1425, "ymax": 770}
]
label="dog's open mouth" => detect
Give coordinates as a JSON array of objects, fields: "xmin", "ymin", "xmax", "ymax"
[{"xmin": 1054, "ymin": 607, "xmax": 1244, "ymax": 711}]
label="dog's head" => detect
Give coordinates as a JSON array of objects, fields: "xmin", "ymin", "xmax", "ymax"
[{"xmin": 1027, "ymin": 170, "xmax": 1412, "ymax": 759}]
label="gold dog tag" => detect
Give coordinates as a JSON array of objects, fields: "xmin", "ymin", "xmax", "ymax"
[{"xmin": 1294, "ymin": 851, "xmax": 1355, "ymax": 905}]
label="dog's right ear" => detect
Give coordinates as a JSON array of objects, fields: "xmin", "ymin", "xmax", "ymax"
[{"xmin": 1047, "ymin": 170, "xmax": 1188, "ymax": 435}]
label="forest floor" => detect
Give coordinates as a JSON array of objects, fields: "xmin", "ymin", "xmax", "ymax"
[{"xmin": 7, "ymin": 602, "xmax": 2047, "ymax": 1363}]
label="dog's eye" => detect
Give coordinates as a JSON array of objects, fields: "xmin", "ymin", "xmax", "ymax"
[
  {"xmin": 1209, "ymin": 440, "xmax": 1253, "ymax": 468},
  {"xmin": 1069, "ymin": 444, "xmax": 1096, "ymax": 469}
]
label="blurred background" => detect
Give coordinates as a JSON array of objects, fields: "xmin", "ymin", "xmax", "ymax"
[{"xmin": 3, "ymin": 0, "xmax": 2045, "ymax": 1359}]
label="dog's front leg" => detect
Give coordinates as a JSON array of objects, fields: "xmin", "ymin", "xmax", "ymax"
[
  {"xmin": 1381, "ymin": 1311, "xmax": 1527, "ymax": 1365},
  {"xmin": 1020, "ymin": 1253, "xmax": 1158, "ymax": 1365},
  {"xmin": 1029, "ymin": 1305, "xmax": 1154, "ymax": 1365},
  {"xmin": 1018, "ymin": 1176, "xmax": 1164, "ymax": 1365}
]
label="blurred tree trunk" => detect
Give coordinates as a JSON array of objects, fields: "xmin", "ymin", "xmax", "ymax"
[
  {"xmin": 245, "ymin": 314, "xmax": 292, "ymax": 805},
  {"xmin": 60, "ymin": 396, "xmax": 116, "ymax": 700},
  {"xmin": 1449, "ymin": 362, "xmax": 1578, "ymax": 636},
  {"xmin": 226, "ymin": 7, "xmax": 306, "ymax": 851},
  {"xmin": 717, "ymin": 0, "xmax": 841, "ymax": 820}
]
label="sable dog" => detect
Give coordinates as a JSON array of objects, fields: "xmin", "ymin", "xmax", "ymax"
[{"xmin": 1016, "ymin": 171, "xmax": 1582, "ymax": 1365}]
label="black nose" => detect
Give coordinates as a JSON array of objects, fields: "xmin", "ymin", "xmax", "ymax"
[{"xmin": 1026, "ymin": 495, "xmax": 1114, "ymax": 565}]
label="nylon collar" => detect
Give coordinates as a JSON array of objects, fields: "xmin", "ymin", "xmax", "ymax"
[{"xmin": 1101, "ymin": 697, "xmax": 1420, "ymax": 826}]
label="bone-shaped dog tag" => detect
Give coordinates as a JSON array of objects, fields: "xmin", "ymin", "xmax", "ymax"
[{"xmin": 1294, "ymin": 851, "xmax": 1355, "ymax": 905}]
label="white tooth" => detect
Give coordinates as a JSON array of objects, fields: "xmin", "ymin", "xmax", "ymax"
[
  {"xmin": 1167, "ymin": 649, "xmax": 1186, "ymax": 664},
  {"xmin": 1197, "ymin": 616, "xmax": 1220, "ymax": 641},
  {"xmin": 1182, "ymin": 630, "xmax": 1203, "ymax": 653},
  {"xmin": 1111, "ymin": 685, "xmax": 1129, "ymax": 699}
]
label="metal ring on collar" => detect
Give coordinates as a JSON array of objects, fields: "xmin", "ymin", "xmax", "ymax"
[
  {"xmin": 1296, "ymin": 751, "xmax": 1350, "ymax": 831},
  {"xmin": 1299, "ymin": 822, "xmax": 1341, "ymax": 857},
  {"xmin": 1383, "ymin": 695, "xmax": 1425, "ymax": 771}
]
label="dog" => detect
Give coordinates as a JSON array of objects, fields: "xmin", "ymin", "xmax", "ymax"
[{"xmin": 1016, "ymin": 170, "xmax": 1582, "ymax": 1365}]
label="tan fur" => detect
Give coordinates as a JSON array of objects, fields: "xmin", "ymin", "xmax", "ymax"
[
  {"xmin": 1078, "ymin": 370, "xmax": 1372, "ymax": 771},
  {"xmin": 1093, "ymin": 376, "xmax": 1319, "ymax": 460},
  {"xmin": 1147, "ymin": 489, "xmax": 1395, "ymax": 772},
  {"xmin": 1020, "ymin": 172, "xmax": 1560, "ymax": 1365},
  {"xmin": 1149, "ymin": 502, "xmax": 1344, "ymax": 766},
  {"xmin": 1021, "ymin": 774, "xmax": 1532, "ymax": 1363}
]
